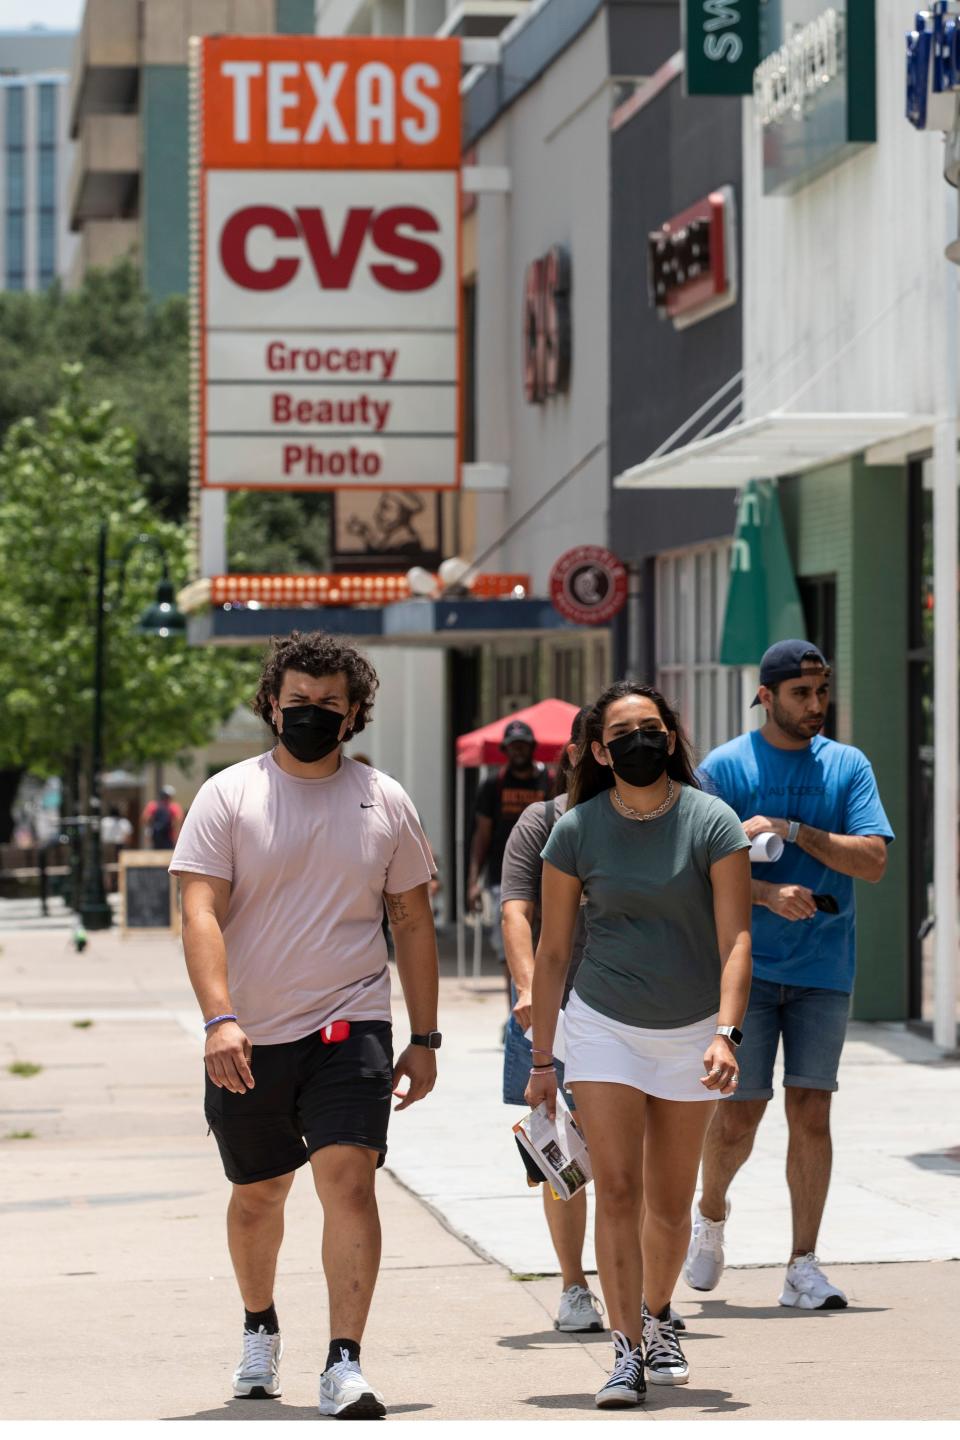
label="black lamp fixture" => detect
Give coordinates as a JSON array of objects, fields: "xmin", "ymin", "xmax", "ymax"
[
  {"xmin": 79, "ymin": 527, "xmax": 185, "ymax": 930},
  {"xmin": 138, "ymin": 576, "xmax": 187, "ymax": 638}
]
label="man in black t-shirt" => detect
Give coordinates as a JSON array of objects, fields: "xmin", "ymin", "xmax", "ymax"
[{"xmin": 467, "ymin": 720, "xmax": 551, "ymax": 966}]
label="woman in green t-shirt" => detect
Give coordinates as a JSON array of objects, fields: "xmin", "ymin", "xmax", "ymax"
[{"xmin": 526, "ymin": 681, "xmax": 752, "ymax": 1408}]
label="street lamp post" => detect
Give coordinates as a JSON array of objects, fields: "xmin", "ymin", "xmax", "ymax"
[{"xmin": 78, "ymin": 525, "xmax": 186, "ymax": 930}]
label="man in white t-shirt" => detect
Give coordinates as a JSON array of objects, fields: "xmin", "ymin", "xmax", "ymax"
[{"xmin": 170, "ymin": 631, "xmax": 440, "ymax": 1420}]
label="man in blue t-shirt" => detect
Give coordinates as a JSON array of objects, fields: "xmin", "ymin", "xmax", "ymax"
[{"xmin": 683, "ymin": 640, "xmax": 893, "ymax": 1312}]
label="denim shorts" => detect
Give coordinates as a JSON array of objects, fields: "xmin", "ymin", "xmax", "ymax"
[
  {"xmin": 502, "ymin": 1012, "xmax": 573, "ymax": 1108},
  {"xmin": 729, "ymin": 977, "xmax": 850, "ymax": 1102}
]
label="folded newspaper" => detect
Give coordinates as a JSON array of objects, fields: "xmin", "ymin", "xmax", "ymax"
[{"xmin": 513, "ymin": 1092, "xmax": 593, "ymax": 1201}]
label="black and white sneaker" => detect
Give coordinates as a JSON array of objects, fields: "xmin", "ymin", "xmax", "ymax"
[
  {"xmin": 233, "ymin": 1325, "xmax": 282, "ymax": 1398},
  {"xmin": 642, "ymin": 1302, "xmax": 689, "ymax": 1385},
  {"xmin": 595, "ymin": 1329, "xmax": 646, "ymax": 1408},
  {"xmin": 318, "ymin": 1351, "xmax": 386, "ymax": 1420}
]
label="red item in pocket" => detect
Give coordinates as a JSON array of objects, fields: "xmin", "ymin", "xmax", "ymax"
[{"xmin": 321, "ymin": 1020, "xmax": 351, "ymax": 1044}]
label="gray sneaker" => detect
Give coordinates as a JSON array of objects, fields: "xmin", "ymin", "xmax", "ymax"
[
  {"xmin": 683, "ymin": 1200, "xmax": 730, "ymax": 1291},
  {"xmin": 233, "ymin": 1326, "xmax": 282, "ymax": 1398},
  {"xmin": 318, "ymin": 1352, "xmax": 386, "ymax": 1419},
  {"xmin": 555, "ymin": 1284, "xmax": 605, "ymax": 1332}
]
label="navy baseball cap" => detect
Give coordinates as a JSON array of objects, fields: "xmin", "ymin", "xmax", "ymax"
[
  {"xmin": 751, "ymin": 640, "xmax": 830, "ymax": 706},
  {"xmin": 502, "ymin": 719, "xmax": 535, "ymax": 748}
]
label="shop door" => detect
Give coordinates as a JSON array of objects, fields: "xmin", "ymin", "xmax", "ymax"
[
  {"xmin": 797, "ymin": 575, "xmax": 837, "ymax": 738},
  {"xmin": 907, "ymin": 464, "xmax": 934, "ymax": 1022}
]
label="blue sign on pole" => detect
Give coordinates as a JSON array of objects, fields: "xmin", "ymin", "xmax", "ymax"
[{"xmin": 906, "ymin": 2, "xmax": 960, "ymax": 130}]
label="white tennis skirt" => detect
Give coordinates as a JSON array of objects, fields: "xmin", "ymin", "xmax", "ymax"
[{"xmin": 562, "ymin": 990, "xmax": 720, "ymax": 1103}]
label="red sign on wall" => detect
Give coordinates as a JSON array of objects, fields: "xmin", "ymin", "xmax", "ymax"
[
  {"xmin": 647, "ymin": 186, "xmax": 737, "ymax": 331},
  {"xmin": 550, "ymin": 546, "xmax": 628, "ymax": 626},
  {"xmin": 523, "ymin": 245, "xmax": 571, "ymax": 404}
]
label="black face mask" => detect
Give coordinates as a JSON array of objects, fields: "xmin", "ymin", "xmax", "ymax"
[
  {"xmin": 277, "ymin": 704, "xmax": 344, "ymax": 763},
  {"xmin": 606, "ymin": 728, "xmax": 670, "ymax": 789}
]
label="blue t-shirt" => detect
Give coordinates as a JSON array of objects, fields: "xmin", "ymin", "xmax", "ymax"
[{"xmin": 698, "ymin": 731, "xmax": 894, "ymax": 994}]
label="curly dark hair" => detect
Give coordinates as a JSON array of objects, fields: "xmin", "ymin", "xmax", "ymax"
[
  {"xmin": 253, "ymin": 631, "xmax": 380, "ymax": 739},
  {"xmin": 567, "ymin": 681, "xmax": 701, "ymax": 809}
]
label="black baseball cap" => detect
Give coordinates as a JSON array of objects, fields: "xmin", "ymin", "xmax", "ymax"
[
  {"xmin": 751, "ymin": 640, "xmax": 830, "ymax": 706},
  {"xmin": 502, "ymin": 719, "xmax": 536, "ymax": 748}
]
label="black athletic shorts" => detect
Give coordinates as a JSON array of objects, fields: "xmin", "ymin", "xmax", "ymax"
[{"xmin": 204, "ymin": 1021, "xmax": 394, "ymax": 1186}]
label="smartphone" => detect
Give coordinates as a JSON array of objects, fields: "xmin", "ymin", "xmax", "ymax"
[{"xmin": 812, "ymin": 893, "xmax": 839, "ymax": 915}]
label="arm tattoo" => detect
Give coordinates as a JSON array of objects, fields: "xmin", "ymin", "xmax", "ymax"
[{"xmin": 385, "ymin": 893, "xmax": 410, "ymax": 925}]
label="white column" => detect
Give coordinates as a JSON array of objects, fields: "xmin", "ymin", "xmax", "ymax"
[
  {"xmin": 933, "ymin": 194, "xmax": 959, "ymax": 1052},
  {"xmin": 199, "ymin": 488, "xmax": 227, "ymax": 576}
]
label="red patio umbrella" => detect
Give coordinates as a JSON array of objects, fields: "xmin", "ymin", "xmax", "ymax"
[{"xmin": 455, "ymin": 698, "xmax": 582, "ymax": 768}]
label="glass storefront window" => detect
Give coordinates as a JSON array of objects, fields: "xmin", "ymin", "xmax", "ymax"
[{"xmin": 655, "ymin": 539, "xmax": 746, "ymax": 760}]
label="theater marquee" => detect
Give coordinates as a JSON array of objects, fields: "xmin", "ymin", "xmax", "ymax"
[{"xmin": 192, "ymin": 36, "xmax": 462, "ymax": 491}]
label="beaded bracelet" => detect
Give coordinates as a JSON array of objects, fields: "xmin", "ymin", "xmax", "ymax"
[{"xmin": 203, "ymin": 1013, "xmax": 238, "ymax": 1031}]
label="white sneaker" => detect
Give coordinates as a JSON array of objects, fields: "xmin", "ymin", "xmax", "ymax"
[
  {"xmin": 233, "ymin": 1325, "xmax": 282, "ymax": 1398},
  {"xmin": 595, "ymin": 1330, "xmax": 646, "ymax": 1408},
  {"xmin": 642, "ymin": 1303, "xmax": 689, "ymax": 1385},
  {"xmin": 318, "ymin": 1351, "xmax": 386, "ymax": 1419},
  {"xmin": 683, "ymin": 1200, "xmax": 730, "ymax": 1291},
  {"xmin": 555, "ymin": 1284, "xmax": 605, "ymax": 1332},
  {"xmin": 779, "ymin": 1253, "xmax": 848, "ymax": 1311}
]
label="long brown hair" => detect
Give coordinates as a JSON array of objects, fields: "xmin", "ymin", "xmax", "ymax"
[
  {"xmin": 567, "ymin": 682, "xmax": 700, "ymax": 809},
  {"xmin": 550, "ymin": 706, "xmax": 590, "ymax": 798}
]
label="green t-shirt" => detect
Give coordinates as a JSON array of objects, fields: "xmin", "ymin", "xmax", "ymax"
[{"xmin": 541, "ymin": 784, "xmax": 749, "ymax": 1030}]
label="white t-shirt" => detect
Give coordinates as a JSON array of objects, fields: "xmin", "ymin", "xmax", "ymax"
[{"xmin": 170, "ymin": 751, "xmax": 435, "ymax": 1044}]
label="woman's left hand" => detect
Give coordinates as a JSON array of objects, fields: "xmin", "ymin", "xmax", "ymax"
[{"xmin": 700, "ymin": 1036, "xmax": 739, "ymax": 1095}]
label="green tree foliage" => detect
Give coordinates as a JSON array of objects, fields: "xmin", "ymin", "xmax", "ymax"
[
  {"xmin": 0, "ymin": 263, "xmax": 190, "ymax": 519},
  {"xmin": 0, "ymin": 369, "xmax": 258, "ymax": 779},
  {"xmin": 0, "ymin": 261, "xmax": 331, "ymax": 565},
  {"xmin": 228, "ymin": 490, "xmax": 331, "ymax": 573}
]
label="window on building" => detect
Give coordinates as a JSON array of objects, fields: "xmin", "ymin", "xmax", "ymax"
[
  {"xmin": 38, "ymin": 208, "xmax": 56, "ymax": 287},
  {"xmin": 38, "ymin": 145, "xmax": 56, "ymax": 209},
  {"xmin": 38, "ymin": 83, "xmax": 57, "ymax": 146},
  {"xmin": 5, "ymin": 207, "xmax": 25, "ymax": 289},
  {"xmin": 5, "ymin": 84, "xmax": 24, "ymax": 147},
  {"xmin": 551, "ymin": 646, "xmax": 583, "ymax": 705},
  {"xmin": 6, "ymin": 144, "xmax": 24, "ymax": 208},
  {"xmin": 655, "ymin": 541, "xmax": 745, "ymax": 761},
  {"xmin": 494, "ymin": 649, "xmax": 535, "ymax": 715}
]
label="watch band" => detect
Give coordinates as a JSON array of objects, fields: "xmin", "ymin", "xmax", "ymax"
[
  {"xmin": 786, "ymin": 820, "xmax": 801, "ymax": 844},
  {"xmin": 410, "ymin": 1030, "xmax": 442, "ymax": 1049}
]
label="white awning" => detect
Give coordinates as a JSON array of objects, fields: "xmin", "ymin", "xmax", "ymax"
[{"xmin": 613, "ymin": 412, "xmax": 936, "ymax": 490}]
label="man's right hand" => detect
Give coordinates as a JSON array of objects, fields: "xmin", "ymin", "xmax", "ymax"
[
  {"xmin": 512, "ymin": 986, "xmax": 532, "ymax": 1032},
  {"xmin": 467, "ymin": 880, "xmax": 483, "ymax": 912},
  {"xmin": 205, "ymin": 1020, "xmax": 255, "ymax": 1094},
  {"xmin": 764, "ymin": 883, "xmax": 817, "ymax": 921}
]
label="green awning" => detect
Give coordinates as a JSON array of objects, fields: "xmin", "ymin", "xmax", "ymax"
[{"xmin": 719, "ymin": 480, "xmax": 807, "ymax": 665}]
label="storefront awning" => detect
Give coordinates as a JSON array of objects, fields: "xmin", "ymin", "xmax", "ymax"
[{"xmin": 613, "ymin": 412, "xmax": 935, "ymax": 490}]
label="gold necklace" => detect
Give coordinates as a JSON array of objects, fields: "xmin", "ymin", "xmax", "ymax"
[{"xmin": 612, "ymin": 776, "xmax": 675, "ymax": 822}]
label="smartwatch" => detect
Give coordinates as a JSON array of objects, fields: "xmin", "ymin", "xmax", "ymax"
[
  {"xmin": 411, "ymin": 1030, "xmax": 443, "ymax": 1049},
  {"xmin": 786, "ymin": 819, "xmax": 801, "ymax": 844},
  {"xmin": 715, "ymin": 1025, "xmax": 743, "ymax": 1048}
]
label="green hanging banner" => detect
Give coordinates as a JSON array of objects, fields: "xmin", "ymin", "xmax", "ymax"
[
  {"xmin": 719, "ymin": 480, "xmax": 807, "ymax": 665},
  {"xmin": 684, "ymin": 0, "xmax": 761, "ymax": 97}
]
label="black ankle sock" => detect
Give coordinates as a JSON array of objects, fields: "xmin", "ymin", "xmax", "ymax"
[
  {"xmin": 244, "ymin": 1303, "xmax": 279, "ymax": 1334},
  {"xmin": 326, "ymin": 1337, "xmax": 361, "ymax": 1371}
]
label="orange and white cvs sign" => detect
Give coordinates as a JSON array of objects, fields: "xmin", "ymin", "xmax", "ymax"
[{"xmin": 194, "ymin": 36, "xmax": 461, "ymax": 491}]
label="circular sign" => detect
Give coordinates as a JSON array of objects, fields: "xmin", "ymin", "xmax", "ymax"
[{"xmin": 550, "ymin": 546, "xmax": 628, "ymax": 626}]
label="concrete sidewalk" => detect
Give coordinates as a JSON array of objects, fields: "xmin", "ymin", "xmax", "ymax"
[
  {"xmin": 387, "ymin": 970, "xmax": 960, "ymax": 1275},
  {"xmin": 1, "ymin": 926, "xmax": 958, "ymax": 1422}
]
